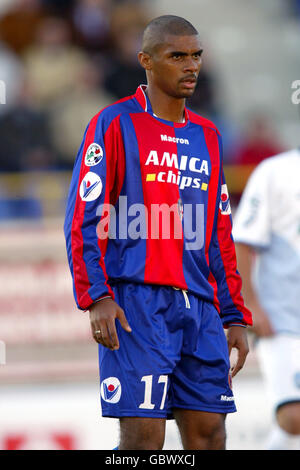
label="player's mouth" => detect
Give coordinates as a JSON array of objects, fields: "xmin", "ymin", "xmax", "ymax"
[{"xmin": 180, "ymin": 76, "xmax": 197, "ymax": 89}]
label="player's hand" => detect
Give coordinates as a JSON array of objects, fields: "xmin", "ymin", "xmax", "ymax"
[
  {"xmin": 227, "ymin": 326, "xmax": 249, "ymax": 378},
  {"xmin": 89, "ymin": 298, "xmax": 131, "ymax": 350}
]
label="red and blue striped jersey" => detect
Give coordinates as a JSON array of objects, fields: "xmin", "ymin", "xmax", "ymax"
[{"xmin": 64, "ymin": 85, "xmax": 252, "ymax": 327}]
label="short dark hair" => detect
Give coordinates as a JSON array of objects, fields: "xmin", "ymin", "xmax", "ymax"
[{"xmin": 142, "ymin": 15, "xmax": 199, "ymax": 55}]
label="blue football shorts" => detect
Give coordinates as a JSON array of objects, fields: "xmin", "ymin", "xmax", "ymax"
[{"xmin": 98, "ymin": 282, "xmax": 236, "ymax": 418}]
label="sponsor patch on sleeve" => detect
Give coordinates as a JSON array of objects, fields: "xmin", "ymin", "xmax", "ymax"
[
  {"xmin": 219, "ymin": 184, "xmax": 231, "ymax": 215},
  {"xmin": 79, "ymin": 172, "xmax": 102, "ymax": 201}
]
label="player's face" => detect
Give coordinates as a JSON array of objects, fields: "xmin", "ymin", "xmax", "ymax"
[{"xmin": 148, "ymin": 34, "xmax": 203, "ymax": 99}]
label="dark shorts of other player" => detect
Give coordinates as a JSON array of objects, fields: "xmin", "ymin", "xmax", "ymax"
[{"xmin": 98, "ymin": 281, "xmax": 236, "ymax": 419}]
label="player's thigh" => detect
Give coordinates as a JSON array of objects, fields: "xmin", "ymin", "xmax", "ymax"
[
  {"xmin": 171, "ymin": 300, "xmax": 236, "ymax": 417},
  {"xmin": 174, "ymin": 408, "xmax": 226, "ymax": 449},
  {"xmin": 119, "ymin": 416, "xmax": 166, "ymax": 450},
  {"xmin": 99, "ymin": 283, "xmax": 183, "ymax": 420},
  {"xmin": 256, "ymin": 335, "xmax": 300, "ymax": 412}
]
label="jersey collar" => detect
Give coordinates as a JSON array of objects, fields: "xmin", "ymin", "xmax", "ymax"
[{"xmin": 134, "ymin": 84, "xmax": 190, "ymax": 127}]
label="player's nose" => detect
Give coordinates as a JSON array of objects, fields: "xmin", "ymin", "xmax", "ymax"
[{"xmin": 183, "ymin": 56, "xmax": 200, "ymax": 74}]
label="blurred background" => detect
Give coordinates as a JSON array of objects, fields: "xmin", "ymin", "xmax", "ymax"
[{"xmin": 0, "ymin": 0, "xmax": 299, "ymax": 450}]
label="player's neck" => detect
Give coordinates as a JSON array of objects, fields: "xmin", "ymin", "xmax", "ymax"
[{"xmin": 145, "ymin": 85, "xmax": 186, "ymax": 123}]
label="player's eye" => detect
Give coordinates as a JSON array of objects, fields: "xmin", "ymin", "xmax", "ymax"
[
  {"xmin": 193, "ymin": 52, "xmax": 203, "ymax": 59},
  {"xmin": 172, "ymin": 54, "xmax": 183, "ymax": 60}
]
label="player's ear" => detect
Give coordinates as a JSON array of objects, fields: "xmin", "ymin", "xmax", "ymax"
[{"xmin": 138, "ymin": 51, "xmax": 152, "ymax": 71}]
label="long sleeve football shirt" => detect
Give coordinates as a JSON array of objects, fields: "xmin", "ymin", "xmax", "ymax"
[{"xmin": 64, "ymin": 85, "xmax": 252, "ymax": 327}]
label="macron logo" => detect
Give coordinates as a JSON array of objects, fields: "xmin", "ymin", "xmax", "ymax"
[
  {"xmin": 161, "ymin": 134, "xmax": 189, "ymax": 145},
  {"xmin": 220, "ymin": 395, "xmax": 235, "ymax": 401}
]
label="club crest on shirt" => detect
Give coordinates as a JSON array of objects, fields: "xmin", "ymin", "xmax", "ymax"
[
  {"xmin": 85, "ymin": 143, "xmax": 103, "ymax": 166},
  {"xmin": 219, "ymin": 184, "xmax": 231, "ymax": 215},
  {"xmin": 100, "ymin": 377, "xmax": 122, "ymax": 403},
  {"xmin": 79, "ymin": 172, "xmax": 102, "ymax": 201}
]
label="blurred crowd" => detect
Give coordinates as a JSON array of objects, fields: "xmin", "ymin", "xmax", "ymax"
[
  {"xmin": 0, "ymin": 0, "xmax": 285, "ymax": 218},
  {"xmin": 0, "ymin": 0, "xmax": 152, "ymax": 172}
]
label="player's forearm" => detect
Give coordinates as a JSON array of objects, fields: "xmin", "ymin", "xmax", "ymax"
[
  {"xmin": 65, "ymin": 220, "xmax": 114, "ymax": 310},
  {"xmin": 211, "ymin": 203, "xmax": 252, "ymax": 326}
]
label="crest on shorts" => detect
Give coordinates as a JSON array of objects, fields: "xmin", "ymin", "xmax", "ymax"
[
  {"xmin": 100, "ymin": 377, "xmax": 122, "ymax": 403},
  {"xmin": 85, "ymin": 143, "xmax": 103, "ymax": 166}
]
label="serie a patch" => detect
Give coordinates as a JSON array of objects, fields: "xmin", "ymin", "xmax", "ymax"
[{"xmin": 85, "ymin": 143, "xmax": 103, "ymax": 166}]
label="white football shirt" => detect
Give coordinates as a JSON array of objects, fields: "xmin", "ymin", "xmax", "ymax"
[{"xmin": 233, "ymin": 148, "xmax": 300, "ymax": 334}]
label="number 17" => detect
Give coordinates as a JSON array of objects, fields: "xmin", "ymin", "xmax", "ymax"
[{"xmin": 139, "ymin": 375, "xmax": 168, "ymax": 410}]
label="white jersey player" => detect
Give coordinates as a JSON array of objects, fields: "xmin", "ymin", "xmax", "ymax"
[{"xmin": 233, "ymin": 148, "xmax": 300, "ymax": 450}]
